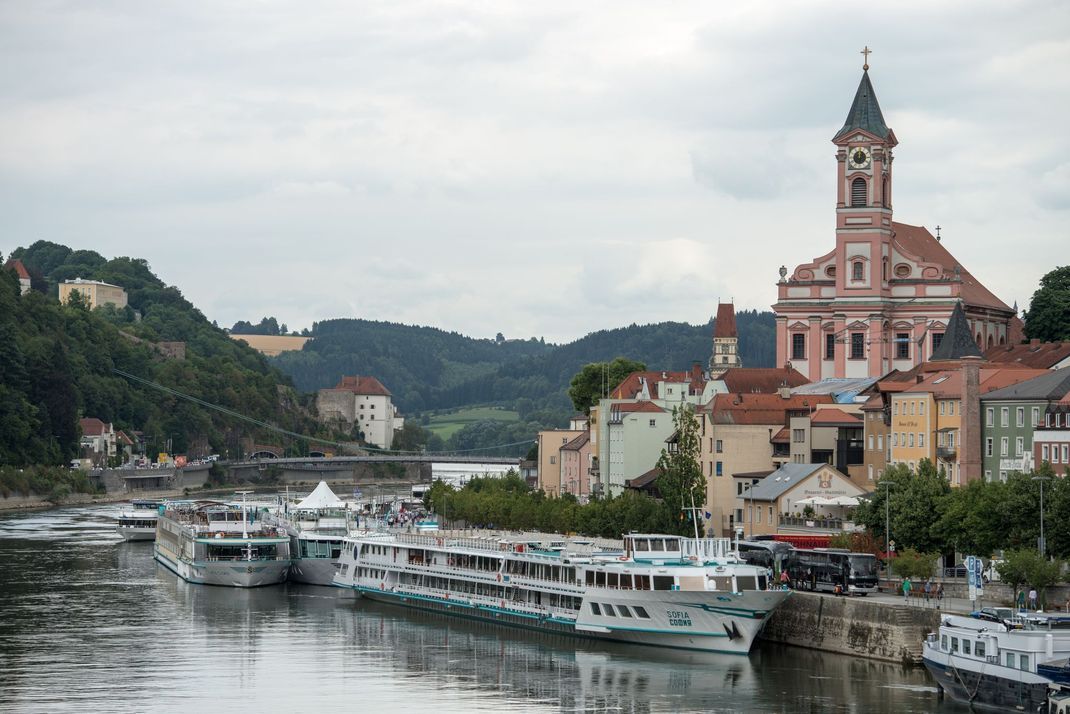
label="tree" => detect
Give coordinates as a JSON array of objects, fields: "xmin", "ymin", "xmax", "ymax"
[
  {"xmin": 997, "ymin": 549, "xmax": 1064, "ymax": 607},
  {"xmin": 567, "ymin": 357, "xmax": 646, "ymax": 414},
  {"xmin": 890, "ymin": 548, "xmax": 939, "ymax": 581},
  {"xmin": 853, "ymin": 461, "xmax": 950, "ymax": 553},
  {"xmin": 654, "ymin": 404, "xmax": 705, "ymax": 536},
  {"xmin": 1024, "ymin": 265, "xmax": 1070, "ymax": 341}
]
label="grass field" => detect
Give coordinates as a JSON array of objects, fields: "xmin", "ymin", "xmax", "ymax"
[{"xmin": 426, "ymin": 406, "xmax": 520, "ymax": 440}]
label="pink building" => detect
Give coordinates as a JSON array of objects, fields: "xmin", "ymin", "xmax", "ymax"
[
  {"xmin": 773, "ymin": 64, "xmax": 1015, "ymax": 382},
  {"xmin": 559, "ymin": 432, "xmax": 592, "ymax": 498}
]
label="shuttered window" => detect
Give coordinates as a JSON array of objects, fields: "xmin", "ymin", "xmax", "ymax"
[{"xmin": 851, "ymin": 177, "xmax": 867, "ymax": 207}]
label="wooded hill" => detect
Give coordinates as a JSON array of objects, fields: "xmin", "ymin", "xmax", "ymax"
[
  {"xmin": 272, "ymin": 311, "xmax": 777, "ymax": 415},
  {"xmin": 1, "ymin": 241, "xmax": 325, "ymax": 466}
]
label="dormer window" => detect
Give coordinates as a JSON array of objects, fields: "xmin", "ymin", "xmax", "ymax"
[
  {"xmin": 852, "ymin": 261, "xmax": 864, "ymax": 281},
  {"xmin": 851, "ymin": 177, "xmax": 867, "ymax": 207}
]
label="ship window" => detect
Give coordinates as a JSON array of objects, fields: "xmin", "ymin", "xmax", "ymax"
[
  {"xmin": 634, "ymin": 575, "xmax": 650, "ymax": 590},
  {"xmin": 976, "ymin": 642, "xmax": 985, "ymax": 658},
  {"xmin": 653, "ymin": 576, "xmax": 674, "ymax": 590},
  {"xmin": 711, "ymin": 576, "xmax": 732, "ymax": 591},
  {"xmin": 736, "ymin": 575, "xmax": 757, "ymax": 591},
  {"xmin": 1006, "ymin": 652, "xmax": 1014, "ymax": 668},
  {"xmin": 951, "ymin": 637, "xmax": 959, "ymax": 653},
  {"xmin": 633, "ymin": 606, "xmax": 651, "ymax": 619},
  {"xmin": 596, "ymin": 571, "xmax": 606, "ymax": 587},
  {"xmin": 941, "ymin": 635, "xmax": 947, "ymax": 651},
  {"xmin": 602, "ymin": 604, "xmax": 616, "ymax": 617},
  {"xmin": 634, "ymin": 539, "xmax": 650, "ymax": 552},
  {"xmin": 607, "ymin": 572, "xmax": 619, "ymax": 589},
  {"xmin": 665, "ymin": 539, "xmax": 680, "ymax": 552},
  {"xmin": 590, "ymin": 602, "xmax": 601, "ymax": 616},
  {"xmin": 962, "ymin": 640, "xmax": 971, "ymax": 655},
  {"xmin": 618, "ymin": 606, "xmax": 633, "ymax": 618},
  {"xmin": 1020, "ymin": 654, "xmax": 1029, "ymax": 670}
]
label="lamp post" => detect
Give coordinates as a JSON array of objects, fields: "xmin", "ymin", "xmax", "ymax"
[
  {"xmin": 882, "ymin": 480, "xmax": 895, "ymax": 570},
  {"xmin": 1032, "ymin": 475, "xmax": 1051, "ymax": 556}
]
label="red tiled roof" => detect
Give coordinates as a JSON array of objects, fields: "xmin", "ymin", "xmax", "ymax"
[
  {"xmin": 809, "ymin": 408, "xmax": 863, "ymax": 425},
  {"xmin": 561, "ymin": 432, "xmax": 590, "ymax": 451},
  {"xmin": 719, "ymin": 367, "xmax": 808, "ymax": 394},
  {"xmin": 626, "ymin": 467, "xmax": 663, "ymax": 490},
  {"xmin": 706, "ymin": 393, "xmax": 834, "ymax": 425},
  {"xmin": 79, "ymin": 418, "xmax": 108, "ymax": 436},
  {"xmin": 614, "ymin": 401, "xmax": 665, "ymax": 414},
  {"xmin": 115, "ymin": 430, "xmax": 134, "ymax": 446},
  {"xmin": 610, "ymin": 365, "xmax": 707, "ymax": 400},
  {"xmin": 983, "ymin": 340, "xmax": 1070, "ymax": 369},
  {"xmin": 770, "ymin": 427, "xmax": 790, "ymax": 443},
  {"xmin": 901, "ymin": 368, "xmax": 1050, "ymax": 399},
  {"xmin": 4, "ymin": 258, "xmax": 30, "ymax": 280},
  {"xmin": 714, "ymin": 303, "xmax": 737, "ymax": 338},
  {"xmin": 861, "ymin": 394, "xmax": 884, "ymax": 410},
  {"xmin": 891, "ymin": 222, "xmax": 1011, "ymax": 312},
  {"xmin": 334, "ymin": 375, "xmax": 392, "ymax": 397}
]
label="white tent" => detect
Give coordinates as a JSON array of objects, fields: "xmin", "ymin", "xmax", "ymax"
[
  {"xmin": 826, "ymin": 495, "xmax": 861, "ymax": 507},
  {"xmin": 795, "ymin": 496, "xmax": 833, "ymax": 506},
  {"xmin": 296, "ymin": 481, "xmax": 345, "ymax": 509}
]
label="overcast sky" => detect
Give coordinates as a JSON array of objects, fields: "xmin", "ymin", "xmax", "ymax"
[{"xmin": 1, "ymin": 1, "xmax": 1067, "ymax": 343}]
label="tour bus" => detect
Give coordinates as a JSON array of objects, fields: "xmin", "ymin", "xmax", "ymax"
[
  {"xmin": 786, "ymin": 548, "xmax": 879, "ymax": 595},
  {"xmin": 737, "ymin": 540, "xmax": 794, "ymax": 574}
]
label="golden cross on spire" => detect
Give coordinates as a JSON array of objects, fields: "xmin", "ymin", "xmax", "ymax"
[{"xmin": 861, "ymin": 45, "xmax": 872, "ymax": 71}]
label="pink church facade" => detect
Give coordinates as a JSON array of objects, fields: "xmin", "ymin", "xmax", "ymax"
[{"xmin": 772, "ymin": 67, "xmax": 1016, "ymax": 382}]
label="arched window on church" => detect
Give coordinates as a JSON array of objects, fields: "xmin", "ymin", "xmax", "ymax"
[
  {"xmin": 852, "ymin": 261, "xmax": 864, "ymax": 281},
  {"xmin": 851, "ymin": 177, "xmax": 867, "ymax": 207}
]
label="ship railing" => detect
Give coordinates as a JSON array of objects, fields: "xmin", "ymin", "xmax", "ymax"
[
  {"xmin": 681, "ymin": 537, "xmax": 734, "ymax": 562},
  {"xmin": 203, "ymin": 554, "xmax": 284, "ymax": 562},
  {"xmin": 392, "ymin": 583, "xmax": 575, "ymax": 620}
]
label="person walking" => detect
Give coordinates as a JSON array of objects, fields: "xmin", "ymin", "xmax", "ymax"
[
  {"xmin": 936, "ymin": 582, "xmax": 944, "ymax": 606},
  {"xmin": 903, "ymin": 576, "xmax": 912, "ymax": 600},
  {"xmin": 923, "ymin": 580, "xmax": 931, "ymax": 605},
  {"xmin": 1028, "ymin": 587, "xmax": 1039, "ymax": 610},
  {"xmin": 780, "ymin": 569, "xmax": 790, "ymax": 589},
  {"xmin": 1017, "ymin": 589, "xmax": 1026, "ymax": 611}
]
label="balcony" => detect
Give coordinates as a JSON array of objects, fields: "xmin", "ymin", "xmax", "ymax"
[
  {"xmin": 778, "ymin": 516, "xmax": 863, "ymax": 534},
  {"xmin": 936, "ymin": 446, "xmax": 957, "ymax": 460}
]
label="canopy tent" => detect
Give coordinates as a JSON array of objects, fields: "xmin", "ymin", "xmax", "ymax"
[
  {"xmin": 795, "ymin": 496, "xmax": 833, "ymax": 506},
  {"xmin": 826, "ymin": 495, "xmax": 861, "ymax": 507},
  {"xmin": 295, "ymin": 481, "xmax": 345, "ymax": 509}
]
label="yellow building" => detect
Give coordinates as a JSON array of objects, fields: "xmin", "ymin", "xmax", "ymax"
[{"xmin": 59, "ymin": 279, "xmax": 128, "ymax": 309}]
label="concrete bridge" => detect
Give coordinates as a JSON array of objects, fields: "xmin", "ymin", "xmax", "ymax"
[{"xmin": 233, "ymin": 454, "xmax": 520, "ymax": 469}]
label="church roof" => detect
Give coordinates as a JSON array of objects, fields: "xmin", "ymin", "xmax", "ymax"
[
  {"xmin": 984, "ymin": 340, "xmax": 1070, "ymax": 370},
  {"xmin": 718, "ymin": 367, "xmax": 808, "ymax": 394},
  {"xmin": 930, "ymin": 302, "xmax": 983, "ymax": 360},
  {"xmin": 714, "ymin": 303, "xmax": 737, "ymax": 338},
  {"xmin": 834, "ymin": 70, "xmax": 890, "ymax": 141}
]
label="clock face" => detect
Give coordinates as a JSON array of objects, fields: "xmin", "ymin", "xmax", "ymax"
[{"xmin": 850, "ymin": 146, "xmax": 871, "ymax": 169}]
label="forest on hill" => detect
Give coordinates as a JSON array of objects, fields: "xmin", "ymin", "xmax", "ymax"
[
  {"xmin": 271, "ymin": 310, "xmax": 777, "ymax": 416},
  {"xmin": 1, "ymin": 241, "xmax": 326, "ymax": 467}
]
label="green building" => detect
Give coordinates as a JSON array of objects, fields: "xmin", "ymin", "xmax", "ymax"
[{"xmin": 981, "ymin": 367, "xmax": 1070, "ymax": 481}]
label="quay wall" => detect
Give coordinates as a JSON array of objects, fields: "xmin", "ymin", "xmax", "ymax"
[
  {"xmin": 759, "ymin": 591, "xmax": 939, "ymax": 665},
  {"xmin": 879, "ymin": 578, "xmax": 1070, "ymax": 610}
]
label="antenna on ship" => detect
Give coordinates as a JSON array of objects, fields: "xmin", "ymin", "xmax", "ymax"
[{"xmin": 236, "ymin": 490, "xmax": 251, "ymax": 539}]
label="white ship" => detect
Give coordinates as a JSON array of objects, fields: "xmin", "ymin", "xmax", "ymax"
[
  {"xmin": 153, "ymin": 498, "xmax": 291, "ymax": 587},
  {"xmin": 115, "ymin": 499, "xmax": 162, "ymax": 541},
  {"xmin": 272, "ymin": 481, "xmax": 355, "ymax": 586},
  {"xmin": 923, "ymin": 610, "xmax": 1070, "ymax": 712},
  {"xmin": 333, "ymin": 531, "xmax": 790, "ymax": 653}
]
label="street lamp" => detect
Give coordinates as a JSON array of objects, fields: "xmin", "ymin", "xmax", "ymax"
[
  {"xmin": 882, "ymin": 480, "xmax": 895, "ymax": 569},
  {"xmin": 1032, "ymin": 475, "xmax": 1051, "ymax": 556}
]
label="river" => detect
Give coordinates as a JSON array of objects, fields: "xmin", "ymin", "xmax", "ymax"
[{"xmin": 0, "ymin": 504, "xmax": 959, "ymax": 713}]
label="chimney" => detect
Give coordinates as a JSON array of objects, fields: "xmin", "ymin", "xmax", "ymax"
[
  {"xmin": 778, "ymin": 386, "xmax": 791, "ymax": 399},
  {"xmin": 960, "ymin": 357, "xmax": 982, "ymax": 484}
]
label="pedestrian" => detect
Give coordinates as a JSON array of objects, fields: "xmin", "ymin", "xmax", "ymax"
[
  {"xmin": 903, "ymin": 576, "xmax": 912, "ymax": 600},
  {"xmin": 936, "ymin": 582, "xmax": 944, "ymax": 605},
  {"xmin": 1064, "ymin": 595, "xmax": 1070, "ymax": 613},
  {"xmin": 1017, "ymin": 589, "xmax": 1026, "ymax": 611},
  {"xmin": 780, "ymin": 569, "xmax": 790, "ymax": 589},
  {"xmin": 1028, "ymin": 587, "xmax": 1038, "ymax": 610},
  {"xmin": 923, "ymin": 580, "xmax": 931, "ymax": 604}
]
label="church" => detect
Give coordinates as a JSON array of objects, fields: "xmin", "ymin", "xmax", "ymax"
[{"xmin": 772, "ymin": 54, "xmax": 1017, "ymax": 382}]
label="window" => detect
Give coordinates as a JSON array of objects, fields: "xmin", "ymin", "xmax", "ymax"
[
  {"xmin": 736, "ymin": 482, "xmax": 744, "ymax": 496},
  {"xmin": 892, "ymin": 433, "xmax": 898, "ymax": 446},
  {"xmin": 590, "ymin": 602, "xmax": 601, "ymax": 615},
  {"xmin": 1020, "ymin": 654, "xmax": 1029, "ymax": 671},
  {"xmin": 825, "ymin": 333, "xmax": 835, "ymax": 360},
  {"xmin": 735, "ymin": 508, "xmax": 743, "ymax": 523},
  {"xmin": 792, "ymin": 429, "xmax": 805, "ymax": 443},
  {"xmin": 791, "ymin": 333, "xmax": 806, "ymax": 361},
  {"xmin": 918, "ymin": 433, "xmax": 925, "ymax": 448},
  {"xmin": 1001, "ymin": 408, "xmax": 1009, "ymax": 427},
  {"xmin": 986, "ymin": 408, "xmax": 994, "ymax": 427},
  {"xmin": 919, "ymin": 402, "xmax": 925, "ymax": 415},
  {"xmin": 851, "ymin": 177, "xmax": 867, "ymax": 207},
  {"xmin": 603, "ymin": 604, "xmax": 616, "ymax": 617},
  {"xmin": 633, "ymin": 606, "xmax": 650, "ymax": 619},
  {"xmin": 908, "ymin": 433, "xmax": 914, "ymax": 447},
  {"xmin": 941, "ymin": 635, "xmax": 948, "ymax": 651},
  {"xmin": 949, "ymin": 401, "xmax": 955, "ymax": 416},
  {"xmin": 963, "ymin": 640, "xmax": 971, "ymax": 656},
  {"xmin": 1000, "ymin": 438, "xmax": 1008, "ymax": 457},
  {"xmin": 976, "ymin": 642, "xmax": 985, "ymax": 658},
  {"xmin": 1032, "ymin": 407, "xmax": 1040, "ymax": 428},
  {"xmin": 715, "ymin": 461, "xmax": 723, "ymax": 477},
  {"xmin": 852, "ymin": 261, "xmax": 864, "ymax": 281},
  {"xmin": 1063, "ymin": 445, "xmax": 1069, "ymax": 462},
  {"xmin": 931, "ymin": 332, "xmax": 944, "ymax": 352},
  {"xmin": 1006, "ymin": 652, "xmax": 1015, "ymax": 668},
  {"xmin": 550, "ymin": 456, "xmax": 556, "ymax": 464},
  {"xmin": 868, "ymin": 435, "xmax": 874, "ymax": 450},
  {"xmin": 649, "ymin": 419, "xmax": 656, "ymax": 427},
  {"xmin": 715, "ymin": 440, "xmax": 723, "ymax": 453},
  {"xmin": 1016, "ymin": 408, "xmax": 1025, "ymax": 428},
  {"xmin": 877, "ymin": 434, "xmax": 883, "ymax": 450},
  {"xmin": 1016, "ymin": 437, "xmax": 1024, "ymax": 457},
  {"xmin": 1042, "ymin": 445, "xmax": 1050, "ymax": 461},
  {"xmin": 755, "ymin": 507, "xmax": 761, "ymax": 524},
  {"xmin": 850, "ymin": 333, "xmax": 865, "ymax": 360},
  {"xmin": 910, "ymin": 402, "xmax": 915, "ymax": 416},
  {"xmin": 951, "ymin": 637, "xmax": 959, "ymax": 653},
  {"xmin": 896, "ymin": 332, "xmax": 910, "ymax": 360},
  {"xmin": 948, "ymin": 432, "xmax": 955, "ymax": 449},
  {"xmin": 893, "ymin": 402, "xmax": 899, "ymax": 416},
  {"xmin": 999, "ymin": 470, "xmax": 1007, "ymax": 482},
  {"xmin": 940, "ymin": 402, "xmax": 946, "ymax": 416}
]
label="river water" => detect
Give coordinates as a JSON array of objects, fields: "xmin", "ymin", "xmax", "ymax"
[{"xmin": 0, "ymin": 504, "xmax": 959, "ymax": 713}]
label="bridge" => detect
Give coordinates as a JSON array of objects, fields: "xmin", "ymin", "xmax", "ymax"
[{"xmin": 231, "ymin": 454, "xmax": 520, "ymax": 469}]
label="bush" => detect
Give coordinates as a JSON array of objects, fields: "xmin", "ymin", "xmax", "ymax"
[{"xmin": 890, "ymin": 548, "xmax": 939, "ymax": 581}]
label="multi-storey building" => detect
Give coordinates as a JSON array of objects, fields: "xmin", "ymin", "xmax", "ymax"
[
  {"xmin": 316, "ymin": 375, "xmax": 401, "ymax": 449},
  {"xmin": 772, "ymin": 64, "xmax": 1015, "ymax": 382},
  {"xmin": 709, "ymin": 303, "xmax": 742, "ymax": 378},
  {"xmin": 860, "ymin": 393, "xmax": 890, "ymax": 483},
  {"xmin": 981, "ymin": 367, "xmax": 1070, "ymax": 481},
  {"xmin": 4, "ymin": 258, "xmax": 31, "ymax": 295},
  {"xmin": 536, "ymin": 428, "xmax": 585, "ymax": 497},
  {"xmin": 786, "ymin": 406, "xmax": 865, "ymax": 474},
  {"xmin": 559, "ymin": 432, "xmax": 592, "ymax": 499},
  {"xmin": 60, "ymin": 278, "xmax": 128, "ymax": 309},
  {"xmin": 1035, "ymin": 397, "xmax": 1070, "ymax": 475}
]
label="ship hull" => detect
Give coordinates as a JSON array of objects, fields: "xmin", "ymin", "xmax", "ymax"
[
  {"xmin": 154, "ymin": 544, "xmax": 290, "ymax": 588},
  {"xmin": 924, "ymin": 650, "xmax": 1050, "ymax": 712},
  {"xmin": 288, "ymin": 557, "xmax": 339, "ymax": 586}
]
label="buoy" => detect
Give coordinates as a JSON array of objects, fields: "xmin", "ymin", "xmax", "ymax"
[{"xmin": 618, "ymin": 556, "xmax": 628, "ymax": 561}]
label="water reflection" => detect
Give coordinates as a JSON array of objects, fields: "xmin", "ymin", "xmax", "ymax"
[{"xmin": 0, "ymin": 505, "xmax": 951, "ymax": 713}]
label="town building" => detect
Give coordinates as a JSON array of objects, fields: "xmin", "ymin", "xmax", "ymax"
[
  {"xmin": 79, "ymin": 418, "xmax": 117, "ymax": 466},
  {"xmin": 772, "ymin": 64, "xmax": 1015, "ymax": 382},
  {"xmin": 4, "ymin": 258, "xmax": 31, "ymax": 295},
  {"xmin": 787, "ymin": 406, "xmax": 865, "ymax": 475},
  {"xmin": 536, "ymin": 428, "xmax": 585, "ymax": 496},
  {"xmin": 709, "ymin": 303, "xmax": 742, "ymax": 378},
  {"xmin": 316, "ymin": 376, "xmax": 402, "ymax": 449},
  {"xmin": 860, "ymin": 393, "xmax": 890, "ymax": 482},
  {"xmin": 735, "ymin": 463, "xmax": 866, "ymax": 539},
  {"xmin": 981, "ymin": 367, "xmax": 1070, "ymax": 480},
  {"xmin": 559, "ymin": 432, "xmax": 592, "ymax": 499},
  {"xmin": 698, "ymin": 391, "xmax": 835, "ymax": 536},
  {"xmin": 1035, "ymin": 395, "xmax": 1070, "ymax": 475},
  {"xmin": 59, "ymin": 278, "xmax": 128, "ymax": 309}
]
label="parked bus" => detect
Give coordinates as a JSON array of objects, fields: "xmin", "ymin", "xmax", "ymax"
[
  {"xmin": 737, "ymin": 540, "xmax": 793, "ymax": 574},
  {"xmin": 786, "ymin": 548, "xmax": 878, "ymax": 595}
]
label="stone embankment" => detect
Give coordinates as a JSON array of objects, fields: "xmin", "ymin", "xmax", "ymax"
[{"xmin": 760, "ymin": 591, "xmax": 940, "ymax": 664}]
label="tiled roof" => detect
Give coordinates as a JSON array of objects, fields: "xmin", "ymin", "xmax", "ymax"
[
  {"xmin": 560, "ymin": 432, "xmax": 590, "ymax": 451},
  {"xmin": 719, "ymin": 367, "xmax": 808, "ymax": 394},
  {"xmin": 770, "ymin": 427, "xmax": 790, "ymax": 443},
  {"xmin": 626, "ymin": 467, "xmax": 662, "ymax": 490},
  {"xmin": 334, "ymin": 375, "xmax": 392, "ymax": 397},
  {"xmin": 705, "ymin": 393, "xmax": 834, "ymax": 425},
  {"xmin": 610, "ymin": 365, "xmax": 707, "ymax": 400},
  {"xmin": 746, "ymin": 464, "xmax": 826, "ymax": 502},
  {"xmin": 981, "ymin": 367, "xmax": 1070, "ymax": 402},
  {"xmin": 861, "ymin": 394, "xmax": 884, "ymax": 411},
  {"xmin": 891, "ymin": 223, "xmax": 1011, "ymax": 312},
  {"xmin": 115, "ymin": 430, "xmax": 134, "ymax": 446},
  {"xmin": 4, "ymin": 258, "xmax": 30, "ymax": 280},
  {"xmin": 834, "ymin": 70, "xmax": 890, "ymax": 141},
  {"xmin": 930, "ymin": 302, "xmax": 983, "ymax": 360},
  {"xmin": 613, "ymin": 401, "xmax": 665, "ymax": 414},
  {"xmin": 900, "ymin": 368, "xmax": 1049, "ymax": 399},
  {"xmin": 984, "ymin": 341, "xmax": 1070, "ymax": 369},
  {"xmin": 79, "ymin": 418, "xmax": 108, "ymax": 436},
  {"xmin": 809, "ymin": 408, "xmax": 863, "ymax": 426},
  {"xmin": 714, "ymin": 303, "xmax": 737, "ymax": 338}
]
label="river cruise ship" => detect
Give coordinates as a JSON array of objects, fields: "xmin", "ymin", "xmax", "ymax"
[
  {"xmin": 115, "ymin": 499, "xmax": 162, "ymax": 541},
  {"xmin": 154, "ymin": 500, "xmax": 291, "ymax": 587},
  {"xmin": 923, "ymin": 611, "xmax": 1070, "ymax": 712},
  {"xmin": 269, "ymin": 481, "xmax": 355, "ymax": 586},
  {"xmin": 333, "ymin": 531, "xmax": 790, "ymax": 653}
]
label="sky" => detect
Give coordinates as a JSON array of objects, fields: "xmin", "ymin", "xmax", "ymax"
[{"xmin": 1, "ymin": 1, "xmax": 1067, "ymax": 343}]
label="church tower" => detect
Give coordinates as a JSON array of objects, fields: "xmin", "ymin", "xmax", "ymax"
[{"xmin": 709, "ymin": 303, "xmax": 742, "ymax": 377}]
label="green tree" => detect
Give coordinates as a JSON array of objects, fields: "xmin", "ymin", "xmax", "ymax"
[
  {"xmin": 853, "ymin": 461, "xmax": 950, "ymax": 553},
  {"xmin": 567, "ymin": 357, "xmax": 646, "ymax": 414},
  {"xmin": 997, "ymin": 549, "xmax": 1064, "ymax": 607},
  {"xmin": 1024, "ymin": 265, "xmax": 1070, "ymax": 341},
  {"xmin": 890, "ymin": 548, "xmax": 939, "ymax": 581},
  {"xmin": 654, "ymin": 404, "xmax": 705, "ymax": 536}
]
